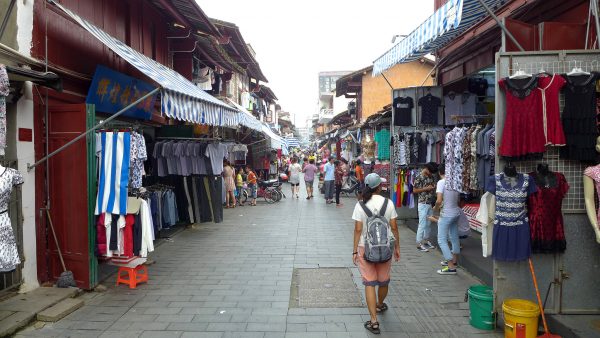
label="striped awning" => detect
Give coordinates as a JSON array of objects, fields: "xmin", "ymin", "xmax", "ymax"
[
  {"xmin": 373, "ymin": 0, "xmax": 507, "ymax": 76},
  {"xmin": 50, "ymin": 0, "xmax": 237, "ymax": 126},
  {"xmin": 285, "ymin": 136, "xmax": 300, "ymax": 148}
]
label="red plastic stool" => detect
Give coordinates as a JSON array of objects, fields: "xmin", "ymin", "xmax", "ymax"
[{"xmin": 116, "ymin": 265, "xmax": 148, "ymax": 289}]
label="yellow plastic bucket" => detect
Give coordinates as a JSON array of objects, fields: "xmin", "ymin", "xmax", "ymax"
[{"xmin": 502, "ymin": 299, "xmax": 540, "ymax": 338}]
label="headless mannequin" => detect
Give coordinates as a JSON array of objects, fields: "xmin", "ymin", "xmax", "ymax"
[
  {"xmin": 583, "ymin": 136, "xmax": 600, "ymax": 243},
  {"xmin": 534, "ymin": 163, "xmax": 558, "ymax": 189},
  {"xmin": 503, "ymin": 163, "xmax": 519, "ymax": 187}
]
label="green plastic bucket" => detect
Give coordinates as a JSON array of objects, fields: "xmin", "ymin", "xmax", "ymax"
[{"xmin": 467, "ymin": 285, "xmax": 495, "ymax": 330}]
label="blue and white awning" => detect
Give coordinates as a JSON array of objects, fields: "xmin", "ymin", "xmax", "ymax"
[
  {"xmin": 50, "ymin": 0, "xmax": 237, "ymax": 126},
  {"xmin": 285, "ymin": 136, "xmax": 300, "ymax": 149},
  {"xmin": 373, "ymin": 0, "xmax": 507, "ymax": 76}
]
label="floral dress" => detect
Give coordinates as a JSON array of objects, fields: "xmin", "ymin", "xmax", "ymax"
[{"xmin": 0, "ymin": 168, "xmax": 24, "ymax": 272}]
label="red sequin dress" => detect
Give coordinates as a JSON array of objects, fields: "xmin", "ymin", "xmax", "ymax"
[
  {"xmin": 527, "ymin": 172, "xmax": 569, "ymax": 253},
  {"xmin": 498, "ymin": 77, "xmax": 546, "ymax": 160}
]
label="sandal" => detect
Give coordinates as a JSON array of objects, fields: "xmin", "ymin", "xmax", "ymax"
[
  {"xmin": 364, "ymin": 320, "xmax": 380, "ymax": 334},
  {"xmin": 376, "ymin": 303, "xmax": 388, "ymax": 313}
]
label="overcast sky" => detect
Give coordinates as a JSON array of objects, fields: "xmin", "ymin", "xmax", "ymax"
[{"xmin": 198, "ymin": 1, "xmax": 434, "ymax": 127}]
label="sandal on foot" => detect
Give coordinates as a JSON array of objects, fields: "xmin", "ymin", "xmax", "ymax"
[
  {"xmin": 364, "ymin": 320, "xmax": 380, "ymax": 334},
  {"xmin": 376, "ymin": 303, "xmax": 388, "ymax": 313}
]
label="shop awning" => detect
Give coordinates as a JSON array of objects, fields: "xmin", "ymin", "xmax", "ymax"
[
  {"xmin": 285, "ymin": 136, "xmax": 300, "ymax": 149},
  {"xmin": 372, "ymin": 0, "xmax": 507, "ymax": 76},
  {"xmin": 221, "ymin": 97, "xmax": 263, "ymax": 132},
  {"xmin": 261, "ymin": 124, "xmax": 288, "ymax": 155},
  {"xmin": 49, "ymin": 0, "xmax": 237, "ymax": 126}
]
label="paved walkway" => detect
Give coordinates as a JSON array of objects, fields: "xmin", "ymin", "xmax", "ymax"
[{"xmin": 17, "ymin": 182, "xmax": 501, "ymax": 338}]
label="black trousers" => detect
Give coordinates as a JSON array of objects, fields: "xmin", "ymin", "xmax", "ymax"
[{"xmin": 335, "ymin": 184, "xmax": 342, "ymax": 205}]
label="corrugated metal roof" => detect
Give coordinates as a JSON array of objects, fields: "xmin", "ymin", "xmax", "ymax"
[{"xmin": 148, "ymin": 0, "xmax": 221, "ymax": 37}]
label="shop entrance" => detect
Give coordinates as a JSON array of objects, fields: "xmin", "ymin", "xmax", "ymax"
[{"xmin": 45, "ymin": 103, "xmax": 94, "ymax": 289}]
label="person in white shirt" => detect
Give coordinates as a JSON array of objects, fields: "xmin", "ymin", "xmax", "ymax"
[
  {"xmin": 288, "ymin": 157, "xmax": 302, "ymax": 198},
  {"xmin": 352, "ymin": 173, "xmax": 400, "ymax": 334},
  {"xmin": 433, "ymin": 166, "xmax": 461, "ymax": 275}
]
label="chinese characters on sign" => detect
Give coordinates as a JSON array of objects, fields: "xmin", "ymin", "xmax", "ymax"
[{"xmin": 86, "ymin": 65, "xmax": 157, "ymax": 120}]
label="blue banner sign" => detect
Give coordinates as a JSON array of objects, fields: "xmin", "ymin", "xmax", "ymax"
[{"xmin": 86, "ymin": 65, "xmax": 157, "ymax": 120}]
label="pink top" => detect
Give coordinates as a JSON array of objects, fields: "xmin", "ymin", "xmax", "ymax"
[
  {"xmin": 584, "ymin": 164, "xmax": 600, "ymax": 231},
  {"xmin": 537, "ymin": 75, "xmax": 567, "ymax": 146}
]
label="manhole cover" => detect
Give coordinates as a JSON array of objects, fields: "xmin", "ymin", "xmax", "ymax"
[{"xmin": 289, "ymin": 268, "xmax": 362, "ymax": 308}]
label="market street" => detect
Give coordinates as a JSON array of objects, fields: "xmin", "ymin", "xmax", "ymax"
[{"xmin": 17, "ymin": 184, "xmax": 501, "ymax": 338}]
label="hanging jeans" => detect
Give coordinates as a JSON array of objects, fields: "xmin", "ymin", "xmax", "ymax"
[
  {"xmin": 437, "ymin": 214, "xmax": 461, "ymax": 261},
  {"xmin": 416, "ymin": 203, "xmax": 433, "ymax": 244}
]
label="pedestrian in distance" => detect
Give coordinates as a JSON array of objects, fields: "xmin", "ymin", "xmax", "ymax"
[
  {"xmin": 236, "ymin": 168, "xmax": 245, "ymax": 206},
  {"xmin": 355, "ymin": 159, "xmax": 365, "ymax": 198},
  {"xmin": 433, "ymin": 165, "xmax": 461, "ymax": 275},
  {"xmin": 223, "ymin": 160, "xmax": 236, "ymax": 208},
  {"xmin": 413, "ymin": 162, "xmax": 439, "ymax": 252},
  {"xmin": 245, "ymin": 165, "xmax": 258, "ymax": 206},
  {"xmin": 334, "ymin": 160, "xmax": 345, "ymax": 207},
  {"xmin": 323, "ymin": 157, "xmax": 336, "ymax": 204},
  {"xmin": 352, "ymin": 173, "xmax": 400, "ymax": 335},
  {"xmin": 288, "ymin": 157, "xmax": 302, "ymax": 199},
  {"xmin": 302, "ymin": 158, "xmax": 318, "ymax": 199}
]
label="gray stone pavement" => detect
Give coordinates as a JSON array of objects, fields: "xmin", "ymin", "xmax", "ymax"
[{"xmin": 16, "ymin": 182, "xmax": 502, "ymax": 338}]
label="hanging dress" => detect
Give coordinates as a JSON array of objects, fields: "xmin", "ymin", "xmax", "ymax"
[
  {"xmin": 527, "ymin": 172, "xmax": 569, "ymax": 253},
  {"xmin": 0, "ymin": 168, "xmax": 24, "ymax": 272},
  {"xmin": 560, "ymin": 73, "xmax": 599, "ymax": 162},
  {"xmin": 487, "ymin": 173, "xmax": 537, "ymax": 261},
  {"xmin": 498, "ymin": 77, "xmax": 546, "ymax": 160}
]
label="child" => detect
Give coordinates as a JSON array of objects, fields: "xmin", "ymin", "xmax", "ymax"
[
  {"xmin": 245, "ymin": 165, "xmax": 258, "ymax": 206},
  {"xmin": 236, "ymin": 169, "xmax": 245, "ymax": 206}
]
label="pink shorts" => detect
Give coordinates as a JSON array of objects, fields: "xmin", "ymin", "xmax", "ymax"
[{"xmin": 357, "ymin": 246, "xmax": 392, "ymax": 286}]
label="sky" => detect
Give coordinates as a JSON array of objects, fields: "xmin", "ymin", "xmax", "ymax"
[{"xmin": 198, "ymin": 1, "xmax": 434, "ymax": 128}]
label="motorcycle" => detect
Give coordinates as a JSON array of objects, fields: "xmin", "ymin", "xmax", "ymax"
[{"xmin": 341, "ymin": 174, "xmax": 361, "ymax": 197}]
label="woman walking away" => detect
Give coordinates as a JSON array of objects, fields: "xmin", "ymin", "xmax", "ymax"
[
  {"xmin": 223, "ymin": 160, "xmax": 236, "ymax": 208},
  {"xmin": 288, "ymin": 157, "xmax": 302, "ymax": 198},
  {"xmin": 303, "ymin": 158, "xmax": 318, "ymax": 199},
  {"xmin": 335, "ymin": 160, "xmax": 344, "ymax": 207},
  {"xmin": 433, "ymin": 165, "xmax": 461, "ymax": 274},
  {"xmin": 246, "ymin": 165, "xmax": 258, "ymax": 206},
  {"xmin": 236, "ymin": 168, "xmax": 245, "ymax": 206},
  {"xmin": 352, "ymin": 173, "xmax": 400, "ymax": 335}
]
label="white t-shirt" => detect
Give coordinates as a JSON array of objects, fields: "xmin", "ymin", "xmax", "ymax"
[
  {"xmin": 289, "ymin": 163, "xmax": 302, "ymax": 182},
  {"xmin": 436, "ymin": 178, "xmax": 461, "ymax": 217},
  {"xmin": 352, "ymin": 195, "xmax": 398, "ymax": 246}
]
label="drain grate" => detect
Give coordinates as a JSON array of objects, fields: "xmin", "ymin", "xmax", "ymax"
[{"xmin": 289, "ymin": 268, "xmax": 363, "ymax": 308}]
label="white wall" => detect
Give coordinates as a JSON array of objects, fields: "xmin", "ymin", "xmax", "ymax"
[
  {"xmin": 333, "ymin": 94, "xmax": 351, "ymax": 115},
  {"xmin": 16, "ymin": 0, "xmax": 38, "ymax": 293}
]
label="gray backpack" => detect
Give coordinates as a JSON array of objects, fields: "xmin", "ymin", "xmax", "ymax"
[{"xmin": 360, "ymin": 199, "xmax": 394, "ymax": 263}]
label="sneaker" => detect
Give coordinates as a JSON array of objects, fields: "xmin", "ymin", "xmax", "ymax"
[
  {"xmin": 425, "ymin": 241, "xmax": 436, "ymax": 250},
  {"xmin": 437, "ymin": 266, "xmax": 457, "ymax": 275},
  {"xmin": 417, "ymin": 244, "xmax": 429, "ymax": 252}
]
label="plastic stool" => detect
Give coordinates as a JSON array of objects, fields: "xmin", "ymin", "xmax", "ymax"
[{"xmin": 116, "ymin": 265, "xmax": 148, "ymax": 289}]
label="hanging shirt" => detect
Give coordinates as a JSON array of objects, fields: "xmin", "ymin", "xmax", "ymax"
[
  {"xmin": 444, "ymin": 94, "xmax": 462, "ymax": 125},
  {"xmin": 418, "ymin": 94, "xmax": 442, "ymax": 125},
  {"xmin": 205, "ymin": 143, "xmax": 228, "ymax": 175},
  {"xmin": 374, "ymin": 129, "xmax": 391, "ymax": 160},
  {"xmin": 393, "ymin": 96, "xmax": 414, "ymax": 126}
]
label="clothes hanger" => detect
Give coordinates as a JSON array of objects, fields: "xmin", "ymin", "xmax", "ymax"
[
  {"xmin": 509, "ymin": 69, "xmax": 532, "ymax": 79},
  {"xmin": 567, "ymin": 66, "xmax": 590, "ymax": 76}
]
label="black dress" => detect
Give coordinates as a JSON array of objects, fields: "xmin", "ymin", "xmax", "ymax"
[{"xmin": 560, "ymin": 72, "xmax": 599, "ymax": 162}]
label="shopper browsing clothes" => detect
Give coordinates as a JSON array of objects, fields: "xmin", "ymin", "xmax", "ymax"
[
  {"xmin": 236, "ymin": 169, "xmax": 245, "ymax": 206},
  {"xmin": 433, "ymin": 165, "xmax": 461, "ymax": 275},
  {"xmin": 413, "ymin": 162, "xmax": 438, "ymax": 252},
  {"xmin": 223, "ymin": 160, "xmax": 236, "ymax": 208},
  {"xmin": 352, "ymin": 173, "xmax": 400, "ymax": 335},
  {"xmin": 323, "ymin": 157, "xmax": 336, "ymax": 204},
  {"xmin": 288, "ymin": 157, "xmax": 302, "ymax": 199},
  {"xmin": 245, "ymin": 165, "xmax": 258, "ymax": 206}
]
